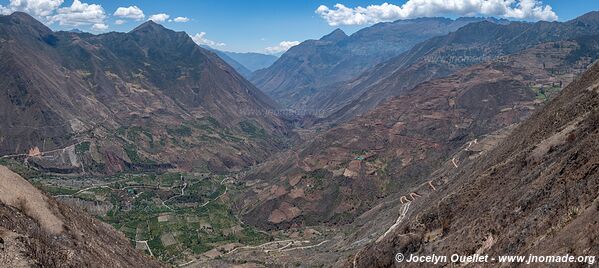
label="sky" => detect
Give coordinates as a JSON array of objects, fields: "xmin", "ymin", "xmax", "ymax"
[{"xmin": 1, "ymin": 0, "xmax": 598, "ymax": 54}]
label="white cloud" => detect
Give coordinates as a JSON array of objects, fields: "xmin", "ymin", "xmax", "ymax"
[
  {"xmin": 4, "ymin": 0, "xmax": 64, "ymax": 17},
  {"xmin": 115, "ymin": 19, "xmax": 125, "ymax": 25},
  {"xmin": 173, "ymin": 16, "xmax": 190, "ymax": 23},
  {"xmin": 265, "ymin": 41, "xmax": 300, "ymax": 54},
  {"xmin": 91, "ymin": 22, "xmax": 107, "ymax": 31},
  {"xmin": 1, "ymin": 0, "xmax": 110, "ymax": 32},
  {"xmin": 315, "ymin": 0, "xmax": 558, "ymax": 26},
  {"xmin": 48, "ymin": 0, "xmax": 106, "ymax": 26},
  {"xmin": 190, "ymin": 32, "xmax": 226, "ymax": 47},
  {"xmin": 148, "ymin": 13, "xmax": 169, "ymax": 23},
  {"xmin": 113, "ymin": 5, "xmax": 144, "ymax": 20},
  {"xmin": 0, "ymin": 5, "xmax": 11, "ymax": 15}
]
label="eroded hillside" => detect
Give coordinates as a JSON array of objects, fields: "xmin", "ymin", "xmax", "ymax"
[
  {"xmin": 0, "ymin": 165, "xmax": 163, "ymax": 267},
  {"xmin": 238, "ymin": 36, "xmax": 599, "ymax": 230},
  {"xmin": 350, "ymin": 51, "xmax": 599, "ymax": 268},
  {"xmin": 313, "ymin": 12, "xmax": 599, "ymax": 123},
  {"xmin": 0, "ymin": 12, "xmax": 292, "ymax": 175}
]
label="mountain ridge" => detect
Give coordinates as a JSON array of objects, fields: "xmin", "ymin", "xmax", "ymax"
[
  {"xmin": 250, "ymin": 17, "xmax": 500, "ymax": 108},
  {"xmin": 314, "ymin": 11, "xmax": 599, "ymax": 124},
  {"xmin": 0, "ymin": 12, "xmax": 290, "ymax": 174},
  {"xmin": 237, "ymin": 32, "xmax": 599, "ymax": 230},
  {"xmin": 351, "ymin": 57, "xmax": 599, "ymax": 268}
]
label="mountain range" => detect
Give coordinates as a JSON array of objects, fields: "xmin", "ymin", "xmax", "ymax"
[
  {"xmin": 1, "ymin": 9, "xmax": 598, "ymax": 268},
  {"xmin": 238, "ymin": 24, "xmax": 599, "ymax": 229},
  {"xmin": 352, "ymin": 47, "xmax": 599, "ymax": 268},
  {"xmin": 314, "ymin": 12, "xmax": 599, "ymax": 124},
  {"xmin": 251, "ymin": 17, "xmax": 508, "ymax": 109},
  {"xmin": 201, "ymin": 46, "xmax": 278, "ymax": 79},
  {"xmin": 0, "ymin": 12, "xmax": 291, "ymax": 174},
  {"xmin": 222, "ymin": 51, "xmax": 278, "ymax": 72}
]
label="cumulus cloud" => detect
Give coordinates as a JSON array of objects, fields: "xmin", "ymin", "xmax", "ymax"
[
  {"xmin": 4, "ymin": 0, "xmax": 64, "ymax": 17},
  {"xmin": 113, "ymin": 5, "xmax": 144, "ymax": 20},
  {"xmin": 48, "ymin": 0, "xmax": 106, "ymax": 26},
  {"xmin": 115, "ymin": 19, "xmax": 125, "ymax": 25},
  {"xmin": 148, "ymin": 13, "xmax": 169, "ymax": 22},
  {"xmin": 316, "ymin": 0, "xmax": 558, "ymax": 26},
  {"xmin": 1, "ymin": 0, "xmax": 109, "ymax": 31},
  {"xmin": 91, "ymin": 22, "xmax": 107, "ymax": 31},
  {"xmin": 190, "ymin": 32, "xmax": 226, "ymax": 47},
  {"xmin": 0, "ymin": 5, "xmax": 11, "ymax": 15},
  {"xmin": 173, "ymin": 16, "xmax": 190, "ymax": 23},
  {"xmin": 265, "ymin": 41, "xmax": 300, "ymax": 54}
]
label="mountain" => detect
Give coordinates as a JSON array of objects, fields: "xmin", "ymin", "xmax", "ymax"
[
  {"xmin": 250, "ymin": 17, "xmax": 504, "ymax": 108},
  {"xmin": 200, "ymin": 47, "xmax": 278, "ymax": 78},
  {"xmin": 315, "ymin": 12, "xmax": 599, "ymax": 124},
  {"xmin": 68, "ymin": 28, "xmax": 84, "ymax": 33},
  {"xmin": 200, "ymin": 28, "xmax": 599, "ymax": 268},
  {"xmin": 222, "ymin": 51, "xmax": 278, "ymax": 72},
  {"xmin": 0, "ymin": 12, "xmax": 290, "ymax": 174},
  {"xmin": 0, "ymin": 164, "xmax": 163, "ymax": 267},
  {"xmin": 350, "ymin": 52, "xmax": 599, "ymax": 268},
  {"xmin": 236, "ymin": 34, "xmax": 599, "ymax": 230},
  {"xmin": 201, "ymin": 45, "xmax": 253, "ymax": 78}
]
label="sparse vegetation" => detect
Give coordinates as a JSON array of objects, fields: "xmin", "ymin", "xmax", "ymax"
[
  {"xmin": 239, "ymin": 120, "xmax": 267, "ymax": 139},
  {"xmin": 124, "ymin": 144, "xmax": 141, "ymax": 164},
  {"xmin": 531, "ymin": 85, "xmax": 561, "ymax": 102},
  {"xmin": 75, "ymin": 141, "xmax": 91, "ymax": 155},
  {"xmin": 167, "ymin": 125, "xmax": 193, "ymax": 137}
]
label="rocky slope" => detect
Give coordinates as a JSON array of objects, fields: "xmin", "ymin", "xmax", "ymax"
[
  {"xmin": 204, "ymin": 34, "xmax": 599, "ymax": 268},
  {"xmin": 0, "ymin": 165, "xmax": 163, "ymax": 267},
  {"xmin": 316, "ymin": 11, "xmax": 599, "ymax": 124},
  {"xmin": 350, "ymin": 52, "xmax": 599, "ymax": 268},
  {"xmin": 237, "ymin": 36, "xmax": 599, "ymax": 229},
  {"xmin": 251, "ymin": 17, "xmax": 499, "ymax": 108},
  {"xmin": 0, "ymin": 12, "xmax": 291, "ymax": 174}
]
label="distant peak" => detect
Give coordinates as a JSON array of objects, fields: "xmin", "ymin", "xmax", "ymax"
[
  {"xmin": 5, "ymin": 11, "xmax": 42, "ymax": 25},
  {"xmin": 570, "ymin": 11, "xmax": 599, "ymax": 25},
  {"xmin": 7, "ymin": 11, "xmax": 34, "ymax": 20},
  {"xmin": 1, "ymin": 12, "xmax": 52, "ymax": 34},
  {"xmin": 455, "ymin": 17, "xmax": 511, "ymax": 25},
  {"xmin": 130, "ymin": 20, "xmax": 167, "ymax": 33},
  {"xmin": 320, "ymin": 28, "xmax": 348, "ymax": 42}
]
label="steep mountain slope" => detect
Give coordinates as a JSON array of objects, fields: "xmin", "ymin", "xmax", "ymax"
[
  {"xmin": 317, "ymin": 12, "xmax": 599, "ymax": 123},
  {"xmin": 222, "ymin": 51, "xmax": 278, "ymax": 72},
  {"xmin": 0, "ymin": 165, "xmax": 163, "ymax": 267},
  {"xmin": 350, "ymin": 54, "xmax": 599, "ymax": 268},
  {"xmin": 251, "ymin": 17, "xmax": 498, "ymax": 108},
  {"xmin": 237, "ymin": 36, "xmax": 599, "ymax": 229},
  {"xmin": 0, "ymin": 12, "xmax": 290, "ymax": 174}
]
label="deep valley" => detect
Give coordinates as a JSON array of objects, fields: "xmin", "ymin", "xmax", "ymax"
[{"xmin": 0, "ymin": 4, "xmax": 598, "ymax": 268}]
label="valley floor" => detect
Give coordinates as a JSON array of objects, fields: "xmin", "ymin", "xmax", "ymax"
[{"xmin": 0, "ymin": 157, "xmax": 339, "ymax": 266}]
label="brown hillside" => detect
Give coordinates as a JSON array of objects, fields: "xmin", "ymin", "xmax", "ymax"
[
  {"xmin": 350, "ymin": 57, "xmax": 599, "ymax": 268},
  {"xmin": 0, "ymin": 165, "xmax": 164, "ymax": 267},
  {"xmin": 239, "ymin": 38, "xmax": 599, "ymax": 230}
]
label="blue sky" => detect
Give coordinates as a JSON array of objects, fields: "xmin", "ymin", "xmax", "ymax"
[{"xmin": 1, "ymin": 0, "xmax": 598, "ymax": 53}]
